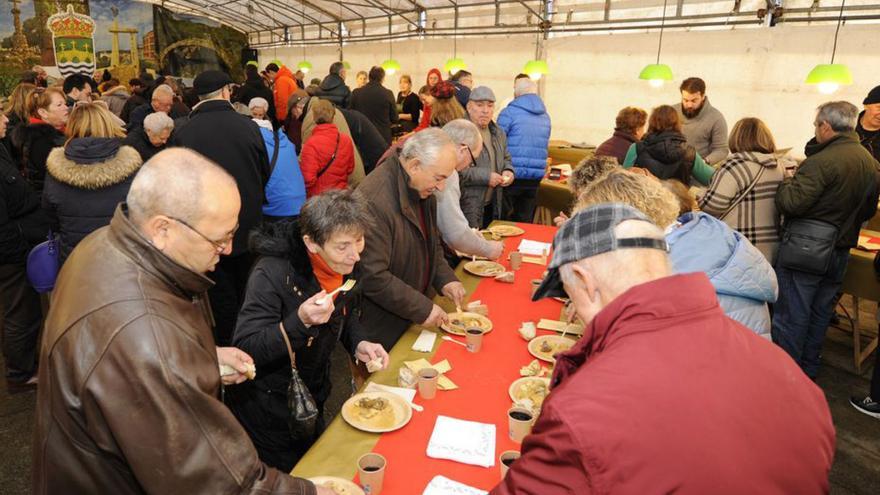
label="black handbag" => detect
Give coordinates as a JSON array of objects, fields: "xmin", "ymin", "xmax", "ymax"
[
  {"xmin": 276, "ymin": 325, "xmax": 319, "ymax": 441},
  {"xmin": 776, "ymin": 219, "xmax": 840, "ymax": 275}
]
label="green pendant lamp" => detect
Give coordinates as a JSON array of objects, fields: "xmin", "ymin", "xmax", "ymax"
[
  {"xmin": 524, "ymin": 60, "xmax": 549, "ymax": 81},
  {"xmin": 296, "ymin": 0, "xmax": 312, "ymax": 75},
  {"xmin": 806, "ymin": 0, "xmax": 852, "ymax": 94},
  {"xmin": 445, "ymin": 12, "xmax": 466, "ymax": 75},
  {"xmin": 639, "ymin": 0, "xmax": 673, "ymax": 87},
  {"xmin": 381, "ymin": 59, "xmax": 401, "ymax": 75}
]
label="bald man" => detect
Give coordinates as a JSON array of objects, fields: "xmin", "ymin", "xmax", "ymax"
[{"xmin": 33, "ymin": 149, "xmax": 328, "ymax": 495}]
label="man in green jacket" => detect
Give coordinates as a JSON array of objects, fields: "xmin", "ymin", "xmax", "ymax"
[{"xmin": 773, "ymin": 101, "xmax": 880, "ymax": 379}]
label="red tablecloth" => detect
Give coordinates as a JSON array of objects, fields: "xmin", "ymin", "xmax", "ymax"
[{"xmin": 356, "ymin": 222, "xmax": 561, "ymax": 493}]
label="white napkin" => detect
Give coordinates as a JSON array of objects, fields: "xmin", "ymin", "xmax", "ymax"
[
  {"xmin": 422, "ymin": 475, "xmax": 488, "ymax": 495},
  {"xmin": 412, "ymin": 329, "xmax": 438, "ymax": 353},
  {"xmin": 362, "ymin": 381, "xmax": 418, "ymax": 403},
  {"xmin": 426, "ymin": 416, "xmax": 496, "ymax": 468},
  {"xmin": 517, "ymin": 239, "xmax": 551, "ymax": 256}
]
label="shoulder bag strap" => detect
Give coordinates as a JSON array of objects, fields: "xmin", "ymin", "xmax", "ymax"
[
  {"xmin": 718, "ymin": 160, "xmax": 767, "ymax": 221},
  {"xmin": 315, "ymin": 131, "xmax": 341, "ymax": 179},
  {"xmin": 277, "ymin": 324, "xmax": 297, "ymax": 368},
  {"xmin": 269, "ymin": 128, "xmax": 281, "ymax": 175}
]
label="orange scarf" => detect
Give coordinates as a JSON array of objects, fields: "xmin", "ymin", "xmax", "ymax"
[{"xmin": 308, "ymin": 250, "xmax": 343, "ymax": 299}]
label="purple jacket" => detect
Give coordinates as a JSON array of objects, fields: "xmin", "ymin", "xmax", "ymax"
[{"xmin": 595, "ymin": 129, "xmax": 637, "ymax": 165}]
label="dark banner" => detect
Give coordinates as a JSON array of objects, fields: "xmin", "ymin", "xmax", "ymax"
[{"xmin": 152, "ymin": 6, "xmax": 247, "ymax": 81}]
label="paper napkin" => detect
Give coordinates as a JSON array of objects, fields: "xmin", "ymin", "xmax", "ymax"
[{"xmin": 426, "ymin": 416, "xmax": 496, "ymax": 468}]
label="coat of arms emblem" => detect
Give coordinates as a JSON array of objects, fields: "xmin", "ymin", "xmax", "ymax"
[{"xmin": 46, "ymin": 5, "xmax": 96, "ymax": 78}]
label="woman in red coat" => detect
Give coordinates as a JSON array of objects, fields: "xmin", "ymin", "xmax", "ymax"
[{"xmin": 299, "ymin": 99, "xmax": 355, "ymax": 197}]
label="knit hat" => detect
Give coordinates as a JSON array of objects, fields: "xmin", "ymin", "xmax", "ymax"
[
  {"xmin": 431, "ymin": 81, "xmax": 456, "ymax": 100},
  {"xmin": 865, "ymin": 85, "xmax": 880, "ymax": 105}
]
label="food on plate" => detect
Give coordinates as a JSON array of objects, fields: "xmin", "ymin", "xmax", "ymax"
[
  {"xmin": 464, "ymin": 260, "xmax": 506, "ymax": 277},
  {"xmin": 442, "ymin": 312, "xmax": 492, "ymax": 336},
  {"xmin": 321, "ymin": 480, "xmax": 353, "ymax": 494},
  {"xmin": 512, "ymin": 378, "xmax": 550, "ymax": 411},
  {"xmin": 519, "ymin": 359, "xmax": 548, "ymax": 377},
  {"xmin": 529, "ymin": 336, "xmax": 575, "ymax": 363}
]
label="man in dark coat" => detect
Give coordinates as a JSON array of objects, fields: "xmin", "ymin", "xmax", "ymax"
[
  {"xmin": 120, "ymin": 78, "xmax": 147, "ymax": 124},
  {"xmin": 773, "ymin": 101, "xmax": 880, "ymax": 379},
  {"xmin": 123, "ymin": 111, "xmax": 173, "ymax": 163},
  {"xmin": 349, "ymin": 66, "xmax": 399, "ymax": 147},
  {"xmin": 338, "ymin": 107, "xmax": 387, "ymax": 174},
  {"xmin": 316, "ymin": 62, "xmax": 351, "ymax": 108},
  {"xmin": 237, "ymin": 64, "xmax": 276, "ymax": 125},
  {"xmin": 172, "ymin": 70, "xmax": 271, "ymax": 347},
  {"xmin": 496, "ymin": 203, "xmax": 835, "ymax": 494},
  {"xmin": 0, "ymin": 114, "xmax": 51, "ymax": 392},
  {"xmin": 356, "ymin": 128, "xmax": 466, "ymax": 350},
  {"xmin": 856, "ymin": 84, "xmax": 880, "ymax": 163}
]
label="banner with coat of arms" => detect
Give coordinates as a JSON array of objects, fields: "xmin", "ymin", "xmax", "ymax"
[{"xmin": 47, "ymin": 5, "xmax": 96, "ymax": 78}]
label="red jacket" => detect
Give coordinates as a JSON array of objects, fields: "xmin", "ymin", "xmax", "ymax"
[
  {"xmin": 493, "ymin": 273, "xmax": 835, "ymax": 495},
  {"xmin": 273, "ymin": 65, "xmax": 297, "ymax": 121},
  {"xmin": 299, "ymin": 123, "xmax": 355, "ymax": 197}
]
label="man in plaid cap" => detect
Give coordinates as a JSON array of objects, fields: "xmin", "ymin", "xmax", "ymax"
[{"xmin": 493, "ymin": 203, "xmax": 835, "ymax": 495}]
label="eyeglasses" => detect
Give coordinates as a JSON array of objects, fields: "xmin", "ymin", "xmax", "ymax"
[
  {"xmin": 466, "ymin": 146, "xmax": 477, "ymax": 168},
  {"xmin": 169, "ymin": 216, "xmax": 238, "ymax": 252}
]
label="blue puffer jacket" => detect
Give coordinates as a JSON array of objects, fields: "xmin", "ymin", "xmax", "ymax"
[
  {"xmin": 497, "ymin": 94, "xmax": 552, "ymax": 181},
  {"xmin": 258, "ymin": 124, "xmax": 306, "ymax": 218},
  {"xmin": 666, "ymin": 212, "xmax": 777, "ymax": 337}
]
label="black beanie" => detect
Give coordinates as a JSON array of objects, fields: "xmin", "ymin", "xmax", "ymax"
[{"xmin": 864, "ymin": 85, "xmax": 880, "ymax": 105}]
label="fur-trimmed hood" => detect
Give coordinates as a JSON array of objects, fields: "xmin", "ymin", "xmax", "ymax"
[{"xmin": 46, "ymin": 141, "xmax": 142, "ymax": 189}]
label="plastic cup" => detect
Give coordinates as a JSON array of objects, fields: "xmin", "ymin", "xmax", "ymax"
[
  {"xmin": 465, "ymin": 327, "xmax": 484, "ymax": 353},
  {"xmin": 357, "ymin": 452, "xmax": 386, "ymax": 495},
  {"xmin": 417, "ymin": 367, "xmax": 439, "ymax": 399},
  {"xmin": 507, "ymin": 406, "xmax": 534, "ymax": 443},
  {"xmin": 499, "ymin": 450, "xmax": 521, "ymax": 478},
  {"xmin": 530, "ymin": 279, "xmax": 542, "ymax": 297},
  {"xmin": 509, "ymin": 252, "xmax": 523, "ymax": 270}
]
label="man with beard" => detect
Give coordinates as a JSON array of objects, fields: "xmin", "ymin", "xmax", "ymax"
[
  {"xmin": 674, "ymin": 77, "xmax": 729, "ymax": 165},
  {"xmin": 856, "ymin": 85, "xmax": 880, "ymax": 163}
]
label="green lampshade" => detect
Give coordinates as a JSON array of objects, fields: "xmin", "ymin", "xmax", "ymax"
[
  {"xmin": 806, "ymin": 63, "xmax": 853, "ymax": 94},
  {"xmin": 297, "ymin": 61, "xmax": 313, "ymax": 74},
  {"xmin": 342, "ymin": 61, "xmax": 351, "ymax": 70},
  {"xmin": 444, "ymin": 58, "xmax": 468, "ymax": 75},
  {"xmin": 270, "ymin": 59, "xmax": 283, "ymax": 67},
  {"xmin": 638, "ymin": 64, "xmax": 673, "ymax": 87},
  {"xmin": 524, "ymin": 60, "xmax": 549, "ymax": 81},
  {"xmin": 246, "ymin": 60, "xmax": 259, "ymax": 68},
  {"xmin": 381, "ymin": 59, "xmax": 401, "ymax": 75}
]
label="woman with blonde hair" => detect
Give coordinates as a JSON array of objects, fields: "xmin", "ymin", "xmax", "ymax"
[
  {"xmin": 42, "ymin": 101, "xmax": 142, "ymax": 263},
  {"xmin": 699, "ymin": 117, "xmax": 785, "ymax": 262},
  {"xmin": 577, "ymin": 169, "xmax": 777, "ymax": 337},
  {"xmin": 13, "ymin": 87, "xmax": 68, "ymax": 193}
]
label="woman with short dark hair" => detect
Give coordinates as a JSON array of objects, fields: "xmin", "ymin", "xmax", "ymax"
[
  {"xmin": 595, "ymin": 106, "xmax": 647, "ymax": 165},
  {"xmin": 228, "ymin": 189, "xmax": 389, "ymax": 472},
  {"xmin": 621, "ymin": 104, "xmax": 715, "ymax": 186}
]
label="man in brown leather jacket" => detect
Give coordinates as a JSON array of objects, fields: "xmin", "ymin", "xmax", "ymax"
[{"xmin": 33, "ymin": 148, "xmax": 327, "ymax": 495}]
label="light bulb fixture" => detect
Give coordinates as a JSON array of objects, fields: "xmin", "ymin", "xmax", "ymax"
[
  {"xmin": 805, "ymin": 0, "xmax": 852, "ymax": 94},
  {"xmin": 524, "ymin": 60, "xmax": 549, "ymax": 81},
  {"xmin": 639, "ymin": 0, "xmax": 673, "ymax": 87},
  {"xmin": 297, "ymin": 61, "xmax": 313, "ymax": 74},
  {"xmin": 342, "ymin": 61, "xmax": 351, "ymax": 70},
  {"xmin": 444, "ymin": 58, "xmax": 467, "ymax": 75},
  {"xmin": 381, "ymin": 59, "xmax": 401, "ymax": 75},
  {"xmin": 297, "ymin": 0, "xmax": 311, "ymax": 75}
]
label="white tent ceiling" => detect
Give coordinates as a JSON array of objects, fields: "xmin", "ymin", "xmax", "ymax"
[{"xmin": 138, "ymin": 0, "xmax": 880, "ymax": 46}]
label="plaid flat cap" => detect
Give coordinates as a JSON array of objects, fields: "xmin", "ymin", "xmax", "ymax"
[{"xmin": 532, "ymin": 203, "xmax": 669, "ymax": 300}]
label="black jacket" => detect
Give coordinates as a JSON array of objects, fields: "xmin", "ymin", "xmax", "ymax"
[
  {"xmin": 634, "ymin": 130, "xmax": 696, "ymax": 184},
  {"xmin": 857, "ymin": 111, "xmax": 880, "ymax": 164},
  {"xmin": 350, "ymin": 82, "xmax": 399, "ymax": 147},
  {"xmin": 339, "ymin": 108, "xmax": 386, "ymax": 175},
  {"xmin": 42, "ymin": 138, "xmax": 142, "ymax": 263},
  {"xmin": 237, "ymin": 76, "xmax": 276, "ymax": 125},
  {"xmin": 11, "ymin": 122, "xmax": 66, "ymax": 195},
  {"xmin": 172, "ymin": 99, "xmax": 270, "ymax": 256},
  {"xmin": 1, "ymin": 145, "xmax": 52, "ymax": 264},
  {"xmin": 122, "ymin": 127, "xmax": 167, "ymax": 163},
  {"xmin": 127, "ymin": 103, "xmax": 187, "ymax": 131},
  {"xmin": 227, "ymin": 221, "xmax": 366, "ymax": 455},
  {"xmin": 120, "ymin": 92, "xmax": 146, "ymax": 124},
  {"xmin": 316, "ymin": 73, "xmax": 351, "ymax": 108},
  {"xmin": 777, "ymin": 132, "xmax": 880, "ymax": 249}
]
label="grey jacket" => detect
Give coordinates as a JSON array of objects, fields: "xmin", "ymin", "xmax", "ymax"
[
  {"xmin": 675, "ymin": 97, "xmax": 729, "ymax": 165},
  {"xmin": 459, "ymin": 121, "xmax": 514, "ymax": 228},
  {"xmin": 437, "ymin": 170, "xmax": 499, "ymax": 258}
]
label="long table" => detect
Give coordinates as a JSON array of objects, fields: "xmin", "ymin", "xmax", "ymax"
[
  {"xmin": 841, "ymin": 230, "xmax": 880, "ymax": 371},
  {"xmin": 534, "ymin": 147, "xmax": 594, "ymax": 225},
  {"xmin": 292, "ymin": 222, "xmax": 560, "ymax": 492}
]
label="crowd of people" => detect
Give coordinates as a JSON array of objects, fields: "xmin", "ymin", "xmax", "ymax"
[{"xmin": 1, "ymin": 60, "xmax": 879, "ymax": 494}]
